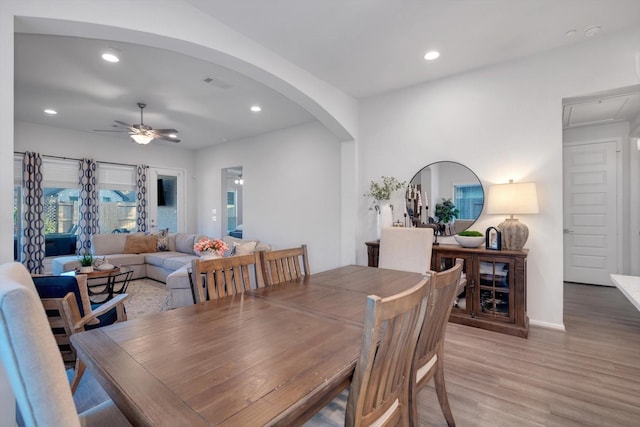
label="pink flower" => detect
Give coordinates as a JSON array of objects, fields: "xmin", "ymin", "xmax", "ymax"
[{"xmin": 194, "ymin": 238, "xmax": 229, "ymax": 256}]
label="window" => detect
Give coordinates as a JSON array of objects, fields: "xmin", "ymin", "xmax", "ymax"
[
  {"xmin": 227, "ymin": 190, "xmax": 237, "ymax": 231},
  {"xmin": 454, "ymin": 184, "xmax": 484, "ymax": 220},
  {"xmin": 98, "ymin": 165, "xmax": 137, "ymax": 234},
  {"xmin": 13, "ymin": 157, "xmax": 139, "ymax": 259}
]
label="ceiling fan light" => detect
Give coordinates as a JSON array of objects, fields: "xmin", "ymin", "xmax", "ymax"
[{"xmin": 131, "ymin": 134, "xmax": 153, "ymax": 145}]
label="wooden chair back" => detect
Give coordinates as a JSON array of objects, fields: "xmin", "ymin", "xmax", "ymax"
[
  {"xmin": 259, "ymin": 244, "xmax": 310, "ymax": 286},
  {"xmin": 191, "ymin": 253, "xmax": 264, "ymax": 302},
  {"xmin": 410, "ymin": 258, "xmax": 464, "ymax": 426},
  {"xmin": 345, "ymin": 278, "xmax": 430, "ymax": 427}
]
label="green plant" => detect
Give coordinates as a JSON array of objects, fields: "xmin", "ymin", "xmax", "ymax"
[
  {"xmin": 79, "ymin": 253, "xmax": 94, "ymax": 267},
  {"xmin": 435, "ymin": 198, "xmax": 459, "ymax": 223},
  {"xmin": 458, "ymin": 230, "xmax": 483, "ymax": 237},
  {"xmin": 363, "ymin": 176, "xmax": 406, "ymax": 201}
]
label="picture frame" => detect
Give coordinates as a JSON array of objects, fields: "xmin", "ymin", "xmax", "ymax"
[{"xmin": 485, "ymin": 226, "xmax": 502, "ymax": 250}]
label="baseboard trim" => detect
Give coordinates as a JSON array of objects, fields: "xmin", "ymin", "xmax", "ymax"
[{"xmin": 529, "ymin": 319, "xmax": 566, "ymax": 332}]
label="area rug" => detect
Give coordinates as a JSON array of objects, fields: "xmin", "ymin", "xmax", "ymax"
[{"xmin": 124, "ymin": 278, "xmax": 170, "ymax": 319}]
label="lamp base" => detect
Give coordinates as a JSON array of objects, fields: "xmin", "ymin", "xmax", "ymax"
[{"xmin": 497, "ymin": 218, "xmax": 529, "ymax": 251}]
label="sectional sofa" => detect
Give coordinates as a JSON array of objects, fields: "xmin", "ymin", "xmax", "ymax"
[{"xmin": 52, "ymin": 232, "xmax": 271, "ymax": 308}]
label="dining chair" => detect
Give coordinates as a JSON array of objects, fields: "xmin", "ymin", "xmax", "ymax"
[
  {"xmin": 378, "ymin": 227, "xmax": 434, "ymax": 274},
  {"xmin": 259, "ymin": 244, "xmax": 310, "ymax": 286},
  {"xmin": 32, "ymin": 273, "xmax": 129, "ymax": 393},
  {"xmin": 0, "ymin": 262, "xmax": 132, "ymax": 427},
  {"xmin": 304, "ymin": 277, "xmax": 431, "ymax": 427},
  {"xmin": 191, "ymin": 253, "xmax": 264, "ymax": 302},
  {"xmin": 410, "ymin": 259, "xmax": 464, "ymax": 427}
]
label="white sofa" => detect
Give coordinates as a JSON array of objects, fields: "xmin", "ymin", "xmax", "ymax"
[{"xmin": 52, "ymin": 233, "xmax": 271, "ymax": 308}]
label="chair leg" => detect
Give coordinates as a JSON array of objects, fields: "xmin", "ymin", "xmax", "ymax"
[
  {"xmin": 434, "ymin": 360, "xmax": 455, "ymax": 427},
  {"xmin": 409, "ymin": 382, "xmax": 419, "ymax": 427},
  {"xmin": 70, "ymin": 358, "xmax": 86, "ymax": 394}
]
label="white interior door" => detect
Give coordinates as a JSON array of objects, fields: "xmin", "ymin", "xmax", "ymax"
[
  {"xmin": 563, "ymin": 140, "xmax": 618, "ymax": 285},
  {"xmin": 148, "ymin": 167, "xmax": 185, "ymax": 233}
]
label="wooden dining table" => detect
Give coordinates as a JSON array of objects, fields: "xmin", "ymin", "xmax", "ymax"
[{"xmin": 71, "ymin": 265, "xmax": 425, "ymax": 427}]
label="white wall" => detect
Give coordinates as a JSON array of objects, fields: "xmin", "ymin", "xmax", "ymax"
[
  {"xmin": 357, "ymin": 26, "xmax": 640, "ymax": 330},
  {"xmin": 14, "ymin": 121, "xmax": 199, "ymax": 232},
  {"xmin": 195, "ymin": 121, "xmax": 343, "ymax": 272}
]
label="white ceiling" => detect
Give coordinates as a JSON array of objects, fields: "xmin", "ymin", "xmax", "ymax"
[{"xmin": 14, "ymin": 1, "xmax": 640, "ymax": 150}]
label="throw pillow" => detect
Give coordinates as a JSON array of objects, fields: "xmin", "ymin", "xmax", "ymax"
[
  {"xmin": 123, "ymin": 234, "xmax": 158, "ymax": 254},
  {"xmin": 157, "ymin": 228, "xmax": 170, "ymax": 251},
  {"xmin": 233, "ymin": 240, "xmax": 257, "ymax": 255}
]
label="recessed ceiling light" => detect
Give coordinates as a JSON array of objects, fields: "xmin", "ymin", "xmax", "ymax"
[
  {"xmin": 564, "ymin": 29, "xmax": 577, "ymax": 38},
  {"xmin": 424, "ymin": 51, "xmax": 440, "ymax": 61},
  {"xmin": 250, "ymin": 105, "xmax": 262, "ymax": 113},
  {"xmin": 101, "ymin": 48, "xmax": 120, "ymax": 63},
  {"xmin": 44, "ymin": 109, "xmax": 57, "ymax": 115}
]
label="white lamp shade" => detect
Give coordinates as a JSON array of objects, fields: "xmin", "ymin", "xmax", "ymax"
[
  {"xmin": 131, "ymin": 134, "xmax": 153, "ymax": 145},
  {"xmin": 486, "ymin": 182, "xmax": 539, "ymax": 215}
]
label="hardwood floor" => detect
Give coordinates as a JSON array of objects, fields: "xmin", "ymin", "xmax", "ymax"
[{"xmin": 417, "ymin": 283, "xmax": 640, "ymax": 426}]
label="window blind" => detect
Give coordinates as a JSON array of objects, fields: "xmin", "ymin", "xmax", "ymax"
[{"xmin": 98, "ymin": 164, "xmax": 136, "ymax": 191}]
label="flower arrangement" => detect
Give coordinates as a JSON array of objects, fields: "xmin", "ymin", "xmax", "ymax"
[
  {"xmin": 364, "ymin": 176, "xmax": 406, "ymax": 202},
  {"xmin": 194, "ymin": 237, "xmax": 229, "ymax": 256}
]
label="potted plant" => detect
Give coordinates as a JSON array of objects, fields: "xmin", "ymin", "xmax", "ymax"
[
  {"xmin": 79, "ymin": 253, "xmax": 94, "ymax": 273},
  {"xmin": 435, "ymin": 198, "xmax": 460, "ymax": 223},
  {"xmin": 454, "ymin": 229, "xmax": 485, "ymax": 247}
]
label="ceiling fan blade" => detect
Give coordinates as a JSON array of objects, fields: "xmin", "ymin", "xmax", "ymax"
[
  {"xmin": 93, "ymin": 129, "xmax": 128, "ymax": 133},
  {"xmin": 152, "ymin": 129, "xmax": 179, "ymax": 134},
  {"xmin": 114, "ymin": 120, "xmax": 134, "ymax": 128},
  {"xmin": 154, "ymin": 134, "xmax": 181, "ymax": 143}
]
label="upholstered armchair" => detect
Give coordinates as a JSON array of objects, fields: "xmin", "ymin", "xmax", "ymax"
[{"xmin": 0, "ymin": 262, "xmax": 131, "ymax": 427}]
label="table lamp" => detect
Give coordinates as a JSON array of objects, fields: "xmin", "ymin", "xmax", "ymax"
[{"xmin": 486, "ymin": 180, "xmax": 539, "ymax": 250}]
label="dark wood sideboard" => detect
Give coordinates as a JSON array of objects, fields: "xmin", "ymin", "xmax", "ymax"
[{"xmin": 365, "ymin": 241, "xmax": 529, "ymax": 337}]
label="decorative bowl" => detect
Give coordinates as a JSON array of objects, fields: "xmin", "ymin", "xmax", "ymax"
[{"xmin": 454, "ymin": 235, "xmax": 485, "ymax": 248}]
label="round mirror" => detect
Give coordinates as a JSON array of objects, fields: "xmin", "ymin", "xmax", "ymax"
[{"xmin": 406, "ymin": 161, "xmax": 484, "ymax": 235}]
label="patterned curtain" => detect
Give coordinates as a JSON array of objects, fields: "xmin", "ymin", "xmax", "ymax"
[
  {"xmin": 21, "ymin": 152, "xmax": 45, "ymax": 273},
  {"xmin": 77, "ymin": 159, "xmax": 100, "ymax": 255},
  {"xmin": 136, "ymin": 164, "xmax": 149, "ymax": 232}
]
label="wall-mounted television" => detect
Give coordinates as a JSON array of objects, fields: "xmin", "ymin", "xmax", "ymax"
[{"xmin": 157, "ymin": 178, "xmax": 166, "ymax": 206}]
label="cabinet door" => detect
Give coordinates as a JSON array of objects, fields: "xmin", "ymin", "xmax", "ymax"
[
  {"xmin": 475, "ymin": 256, "xmax": 515, "ymax": 323},
  {"xmin": 432, "ymin": 252, "xmax": 473, "ymax": 316}
]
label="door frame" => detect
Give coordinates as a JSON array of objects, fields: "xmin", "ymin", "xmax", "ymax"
[
  {"xmin": 563, "ymin": 138, "xmax": 623, "ymax": 282},
  {"xmin": 148, "ymin": 167, "xmax": 186, "ymax": 233}
]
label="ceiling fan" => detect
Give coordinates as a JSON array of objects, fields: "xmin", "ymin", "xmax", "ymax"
[{"xmin": 94, "ymin": 103, "xmax": 180, "ymax": 144}]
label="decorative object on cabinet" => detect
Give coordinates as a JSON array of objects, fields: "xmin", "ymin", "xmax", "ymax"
[
  {"xmin": 364, "ymin": 176, "xmax": 406, "ymax": 239},
  {"xmin": 365, "ymin": 241, "xmax": 529, "ymax": 337},
  {"xmin": 405, "ymin": 161, "xmax": 484, "ymax": 234},
  {"xmin": 485, "ymin": 226, "xmax": 502, "ymax": 250},
  {"xmin": 454, "ymin": 230, "xmax": 485, "ymax": 248},
  {"xmin": 486, "ymin": 180, "xmax": 539, "ymax": 250}
]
